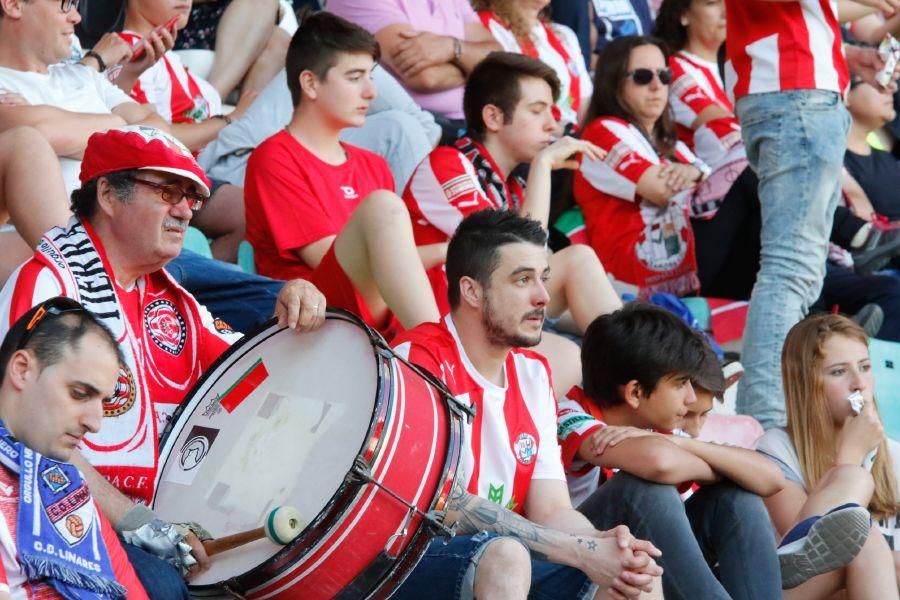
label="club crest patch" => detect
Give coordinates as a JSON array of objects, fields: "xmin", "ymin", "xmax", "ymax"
[
  {"xmin": 65, "ymin": 514, "xmax": 85, "ymax": 540},
  {"xmin": 41, "ymin": 464, "xmax": 71, "ymax": 494},
  {"xmin": 513, "ymin": 432, "xmax": 537, "ymax": 466},
  {"xmin": 104, "ymin": 363, "xmax": 136, "ymax": 417},
  {"xmin": 144, "ymin": 299, "xmax": 186, "ymax": 355},
  {"xmin": 213, "ymin": 318, "xmax": 234, "ymax": 335}
]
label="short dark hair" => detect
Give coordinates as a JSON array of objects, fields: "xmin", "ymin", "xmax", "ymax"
[
  {"xmin": 70, "ymin": 170, "xmax": 138, "ymax": 219},
  {"xmin": 464, "ymin": 52, "xmax": 561, "ymax": 141},
  {"xmin": 586, "ymin": 36, "xmax": 678, "ymax": 158},
  {"xmin": 0, "ymin": 298, "xmax": 123, "ymax": 383},
  {"xmin": 445, "ymin": 209, "xmax": 547, "ymax": 309},
  {"xmin": 286, "ymin": 11, "xmax": 380, "ymax": 107},
  {"xmin": 581, "ymin": 303, "xmax": 706, "ymax": 407}
]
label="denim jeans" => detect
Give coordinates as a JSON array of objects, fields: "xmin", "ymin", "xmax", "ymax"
[
  {"xmin": 165, "ymin": 249, "xmax": 284, "ymax": 334},
  {"xmin": 391, "ymin": 532, "xmax": 595, "ymax": 600},
  {"xmin": 577, "ymin": 473, "xmax": 780, "ymax": 600},
  {"xmin": 735, "ymin": 90, "xmax": 851, "ymax": 428},
  {"xmin": 120, "ymin": 537, "xmax": 190, "ymax": 599}
]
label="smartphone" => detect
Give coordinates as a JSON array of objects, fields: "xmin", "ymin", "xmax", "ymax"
[{"xmin": 129, "ymin": 16, "xmax": 180, "ymax": 62}]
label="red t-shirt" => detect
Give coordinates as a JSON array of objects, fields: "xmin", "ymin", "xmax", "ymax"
[
  {"xmin": 0, "ymin": 465, "xmax": 147, "ymax": 599},
  {"xmin": 244, "ymin": 129, "xmax": 396, "ymax": 280}
]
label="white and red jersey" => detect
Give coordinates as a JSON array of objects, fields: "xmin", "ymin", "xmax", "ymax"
[
  {"xmin": 393, "ymin": 316, "xmax": 565, "ymax": 514},
  {"xmin": 669, "ymin": 51, "xmax": 743, "ymax": 167},
  {"xmin": 118, "ymin": 31, "xmax": 222, "ymax": 124},
  {"xmin": 477, "ymin": 11, "xmax": 592, "ymax": 127},
  {"xmin": 0, "ymin": 222, "xmax": 240, "ymax": 503},
  {"xmin": 402, "ymin": 140, "xmax": 524, "ymax": 314},
  {"xmin": 724, "ymin": 0, "xmax": 848, "ymax": 102},
  {"xmin": 557, "ymin": 386, "xmax": 693, "ymax": 506},
  {"xmin": 0, "ymin": 466, "xmax": 147, "ymax": 599}
]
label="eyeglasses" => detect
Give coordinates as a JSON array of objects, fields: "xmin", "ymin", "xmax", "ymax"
[
  {"xmin": 15, "ymin": 297, "xmax": 85, "ymax": 353},
  {"xmin": 129, "ymin": 176, "xmax": 206, "ymax": 211},
  {"xmin": 626, "ymin": 68, "xmax": 673, "ymax": 86},
  {"xmin": 59, "ymin": 0, "xmax": 80, "ymax": 13}
]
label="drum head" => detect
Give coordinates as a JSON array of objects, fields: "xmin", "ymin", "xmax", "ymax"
[{"xmin": 153, "ymin": 315, "xmax": 379, "ymax": 587}]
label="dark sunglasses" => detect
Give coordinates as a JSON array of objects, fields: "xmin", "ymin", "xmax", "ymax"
[
  {"xmin": 626, "ymin": 68, "xmax": 673, "ymax": 86},
  {"xmin": 16, "ymin": 297, "xmax": 86, "ymax": 353},
  {"xmin": 129, "ymin": 176, "xmax": 206, "ymax": 211}
]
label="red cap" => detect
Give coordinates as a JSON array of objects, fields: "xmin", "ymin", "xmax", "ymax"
[{"xmin": 79, "ymin": 125, "xmax": 211, "ymax": 197}]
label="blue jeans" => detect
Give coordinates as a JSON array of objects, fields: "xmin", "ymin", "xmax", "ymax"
[
  {"xmin": 120, "ymin": 538, "xmax": 190, "ymax": 599},
  {"xmin": 166, "ymin": 249, "xmax": 283, "ymax": 334},
  {"xmin": 577, "ymin": 473, "xmax": 780, "ymax": 600},
  {"xmin": 735, "ymin": 90, "xmax": 851, "ymax": 428},
  {"xmin": 391, "ymin": 531, "xmax": 595, "ymax": 600}
]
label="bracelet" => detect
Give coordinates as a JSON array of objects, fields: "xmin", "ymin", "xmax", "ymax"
[
  {"xmin": 452, "ymin": 37, "xmax": 463, "ymax": 64},
  {"xmin": 84, "ymin": 50, "xmax": 107, "ymax": 72},
  {"xmin": 213, "ymin": 114, "xmax": 233, "ymax": 125}
]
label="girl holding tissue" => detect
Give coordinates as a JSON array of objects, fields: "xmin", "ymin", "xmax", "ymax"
[{"xmin": 757, "ymin": 313, "xmax": 900, "ymax": 596}]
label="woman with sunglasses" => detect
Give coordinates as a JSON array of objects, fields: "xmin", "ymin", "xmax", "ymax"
[{"xmin": 471, "ymin": 0, "xmax": 592, "ymax": 132}]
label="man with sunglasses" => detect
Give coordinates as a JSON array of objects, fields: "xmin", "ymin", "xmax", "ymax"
[
  {"xmin": 0, "ymin": 125, "xmax": 326, "ymax": 599},
  {"xmin": 723, "ymin": 0, "xmax": 900, "ymax": 430},
  {"xmin": 0, "ymin": 296, "xmax": 148, "ymax": 597}
]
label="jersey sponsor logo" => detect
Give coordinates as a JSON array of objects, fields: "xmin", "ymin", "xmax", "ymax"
[
  {"xmin": 441, "ymin": 174, "xmax": 478, "ymax": 202},
  {"xmin": 104, "ymin": 363, "xmax": 136, "ymax": 417},
  {"xmin": 488, "ymin": 482, "xmax": 504, "ymax": 505},
  {"xmin": 144, "ymin": 299, "xmax": 187, "ymax": 355},
  {"xmin": 513, "ymin": 432, "xmax": 538, "ymax": 465},
  {"xmin": 340, "ymin": 186, "xmax": 359, "ymax": 200},
  {"xmin": 179, "ymin": 425, "xmax": 219, "ymax": 472},
  {"xmin": 558, "ymin": 414, "xmax": 597, "ymax": 438},
  {"xmin": 41, "ymin": 464, "xmax": 71, "ymax": 494}
]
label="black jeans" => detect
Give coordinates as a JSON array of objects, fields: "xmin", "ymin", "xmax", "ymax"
[
  {"xmin": 815, "ymin": 262, "xmax": 900, "ymax": 341},
  {"xmin": 578, "ymin": 473, "xmax": 780, "ymax": 600},
  {"xmin": 692, "ymin": 166, "xmax": 761, "ymax": 300}
]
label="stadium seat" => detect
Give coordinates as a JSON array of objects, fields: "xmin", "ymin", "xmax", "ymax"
[
  {"xmin": 238, "ymin": 240, "xmax": 256, "ymax": 274},
  {"xmin": 183, "ymin": 226, "xmax": 213, "ymax": 259},
  {"xmin": 869, "ymin": 337, "xmax": 900, "ymax": 440}
]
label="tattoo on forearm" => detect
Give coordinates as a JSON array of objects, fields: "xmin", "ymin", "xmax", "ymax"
[{"xmin": 444, "ymin": 477, "xmax": 595, "ymax": 564}]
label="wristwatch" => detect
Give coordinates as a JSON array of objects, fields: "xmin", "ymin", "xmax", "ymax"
[
  {"xmin": 212, "ymin": 114, "xmax": 233, "ymax": 125},
  {"xmin": 452, "ymin": 37, "xmax": 463, "ymax": 64}
]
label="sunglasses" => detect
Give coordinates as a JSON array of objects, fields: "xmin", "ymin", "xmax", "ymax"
[
  {"xmin": 58, "ymin": 0, "xmax": 80, "ymax": 13},
  {"xmin": 129, "ymin": 176, "xmax": 206, "ymax": 211},
  {"xmin": 16, "ymin": 297, "xmax": 85, "ymax": 353},
  {"xmin": 626, "ymin": 68, "xmax": 673, "ymax": 86}
]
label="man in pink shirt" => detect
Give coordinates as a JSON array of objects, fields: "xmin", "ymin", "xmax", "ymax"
[{"xmin": 327, "ymin": 0, "xmax": 500, "ymax": 141}]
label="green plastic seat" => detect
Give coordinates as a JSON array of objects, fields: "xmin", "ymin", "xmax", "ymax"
[{"xmin": 183, "ymin": 226, "xmax": 212, "ymax": 259}]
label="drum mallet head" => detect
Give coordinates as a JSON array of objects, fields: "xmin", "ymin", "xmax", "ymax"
[{"xmin": 203, "ymin": 505, "xmax": 306, "ymax": 558}]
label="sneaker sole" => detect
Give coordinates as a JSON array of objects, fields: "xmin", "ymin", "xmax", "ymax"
[{"xmin": 778, "ymin": 507, "xmax": 870, "ymax": 589}]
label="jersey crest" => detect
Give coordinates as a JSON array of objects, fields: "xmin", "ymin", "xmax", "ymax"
[{"xmin": 144, "ymin": 299, "xmax": 187, "ymax": 355}]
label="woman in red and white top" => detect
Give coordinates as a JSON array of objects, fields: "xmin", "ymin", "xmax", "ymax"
[
  {"xmin": 472, "ymin": 0, "xmax": 592, "ymax": 131},
  {"xmin": 575, "ymin": 36, "xmax": 710, "ymax": 298}
]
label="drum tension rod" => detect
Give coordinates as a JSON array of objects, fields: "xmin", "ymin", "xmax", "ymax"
[{"xmin": 349, "ymin": 457, "xmax": 457, "ymax": 543}]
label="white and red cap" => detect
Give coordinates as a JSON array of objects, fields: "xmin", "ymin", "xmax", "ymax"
[{"xmin": 79, "ymin": 125, "xmax": 211, "ymax": 197}]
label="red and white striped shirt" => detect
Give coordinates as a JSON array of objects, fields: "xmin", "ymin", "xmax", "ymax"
[
  {"xmin": 477, "ymin": 11, "xmax": 592, "ymax": 127},
  {"xmin": 724, "ymin": 0, "xmax": 848, "ymax": 102},
  {"xmin": 393, "ymin": 316, "xmax": 565, "ymax": 514}
]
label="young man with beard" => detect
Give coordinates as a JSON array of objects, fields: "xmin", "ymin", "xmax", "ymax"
[
  {"xmin": 392, "ymin": 210, "xmax": 663, "ymax": 600},
  {"xmin": 402, "ymin": 51, "xmax": 621, "ymax": 392}
]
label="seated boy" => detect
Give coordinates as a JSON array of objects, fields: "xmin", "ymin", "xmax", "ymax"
[
  {"xmin": 244, "ymin": 12, "xmax": 439, "ymax": 336},
  {"xmin": 557, "ymin": 303, "xmax": 842, "ymax": 598},
  {"xmin": 0, "ymin": 297, "xmax": 147, "ymax": 597}
]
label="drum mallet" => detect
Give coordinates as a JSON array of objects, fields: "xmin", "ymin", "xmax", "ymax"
[{"xmin": 203, "ymin": 506, "xmax": 305, "ymax": 557}]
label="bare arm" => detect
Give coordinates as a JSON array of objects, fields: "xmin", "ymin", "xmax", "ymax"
[
  {"xmin": 0, "ymin": 105, "xmax": 126, "ymax": 158},
  {"xmin": 375, "ymin": 25, "xmax": 465, "ymax": 93},
  {"xmin": 669, "ymin": 436, "xmax": 785, "ymax": 497},
  {"xmin": 294, "ymin": 236, "xmax": 335, "ymax": 271},
  {"xmin": 70, "ymin": 450, "xmax": 135, "ymax": 527},
  {"xmin": 417, "ymin": 242, "xmax": 449, "ymax": 269},
  {"xmin": 762, "ymin": 480, "xmax": 810, "ymax": 539},
  {"xmin": 691, "ymin": 103, "xmax": 733, "ymax": 130},
  {"xmin": 838, "ymin": 0, "xmax": 880, "ymax": 23},
  {"xmin": 635, "ymin": 164, "xmax": 701, "ymax": 207},
  {"xmin": 581, "ymin": 428, "xmax": 718, "ymax": 485},
  {"xmin": 111, "ymin": 102, "xmax": 170, "ymax": 132},
  {"xmin": 457, "ymin": 21, "xmax": 504, "ymax": 74}
]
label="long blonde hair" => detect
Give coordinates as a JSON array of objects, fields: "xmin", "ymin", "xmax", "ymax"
[
  {"xmin": 470, "ymin": 0, "xmax": 551, "ymax": 39},
  {"xmin": 782, "ymin": 314, "xmax": 898, "ymax": 519}
]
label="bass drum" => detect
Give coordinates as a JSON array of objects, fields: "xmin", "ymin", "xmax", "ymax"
[{"xmin": 152, "ymin": 309, "xmax": 467, "ymax": 598}]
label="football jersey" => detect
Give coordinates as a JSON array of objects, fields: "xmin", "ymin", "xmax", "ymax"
[
  {"xmin": 393, "ymin": 316, "xmax": 565, "ymax": 514},
  {"xmin": 477, "ymin": 11, "xmax": 592, "ymax": 127},
  {"xmin": 402, "ymin": 140, "xmax": 524, "ymax": 313},
  {"xmin": 558, "ymin": 386, "xmax": 693, "ymax": 507},
  {"xmin": 0, "ymin": 466, "xmax": 147, "ymax": 599},
  {"xmin": 244, "ymin": 129, "xmax": 396, "ymax": 280},
  {"xmin": 724, "ymin": 0, "xmax": 848, "ymax": 102}
]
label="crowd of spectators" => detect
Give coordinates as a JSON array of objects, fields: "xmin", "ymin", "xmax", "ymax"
[{"xmin": 0, "ymin": 0, "xmax": 896, "ymax": 598}]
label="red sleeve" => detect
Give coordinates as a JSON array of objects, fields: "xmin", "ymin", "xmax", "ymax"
[
  {"xmin": 579, "ymin": 119, "xmax": 655, "ymax": 202},
  {"xmin": 99, "ymin": 510, "xmax": 149, "ymax": 599},
  {"xmin": 403, "ymin": 147, "xmax": 493, "ymax": 243},
  {"xmin": 391, "ymin": 324, "xmax": 454, "ymax": 387},
  {"xmin": 669, "ymin": 59, "xmax": 718, "ymax": 125},
  {"xmin": 244, "ymin": 136, "xmax": 339, "ymax": 254}
]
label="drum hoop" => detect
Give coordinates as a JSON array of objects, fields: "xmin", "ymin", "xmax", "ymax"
[{"xmin": 155, "ymin": 308, "xmax": 466, "ymax": 596}]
